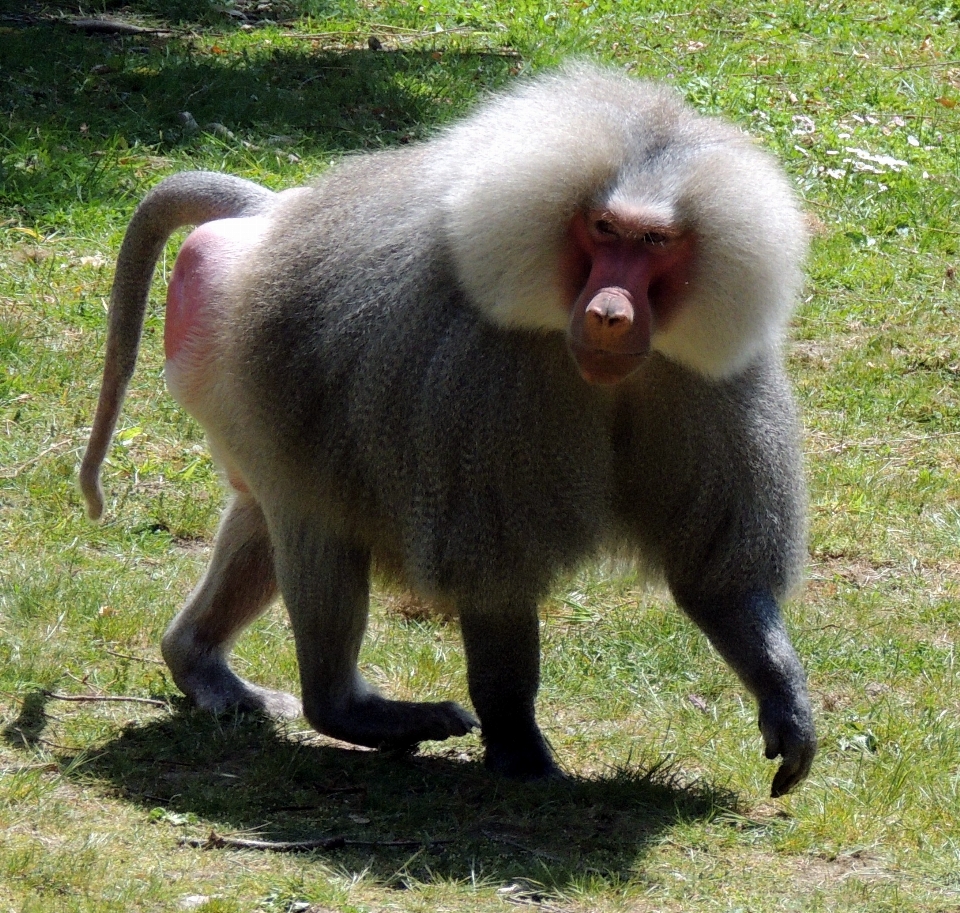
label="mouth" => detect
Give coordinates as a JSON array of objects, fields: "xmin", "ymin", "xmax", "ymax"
[{"xmin": 570, "ymin": 346, "xmax": 648, "ymax": 386}]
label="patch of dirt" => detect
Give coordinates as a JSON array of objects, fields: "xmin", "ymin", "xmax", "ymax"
[
  {"xmin": 786, "ymin": 849, "xmax": 901, "ymax": 889},
  {"xmin": 807, "ymin": 555, "xmax": 960, "ymax": 601},
  {"xmin": 377, "ymin": 589, "xmax": 457, "ymax": 622}
]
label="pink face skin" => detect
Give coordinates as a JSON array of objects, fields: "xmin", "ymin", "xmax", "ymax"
[{"xmin": 562, "ymin": 209, "xmax": 696, "ymax": 385}]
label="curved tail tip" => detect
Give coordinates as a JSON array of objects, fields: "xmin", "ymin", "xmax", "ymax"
[
  {"xmin": 83, "ymin": 488, "xmax": 105, "ymax": 521},
  {"xmin": 79, "ymin": 465, "xmax": 105, "ymax": 520}
]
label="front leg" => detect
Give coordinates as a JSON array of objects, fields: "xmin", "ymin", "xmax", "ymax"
[
  {"xmin": 459, "ymin": 597, "xmax": 559, "ymax": 779},
  {"xmin": 675, "ymin": 588, "xmax": 816, "ymax": 797}
]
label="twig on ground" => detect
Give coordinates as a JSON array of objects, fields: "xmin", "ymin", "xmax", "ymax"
[
  {"xmin": 181, "ymin": 832, "xmax": 346, "ymax": 852},
  {"xmin": 103, "ymin": 649, "xmax": 165, "ymax": 665},
  {"xmin": 42, "ymin": 690, "xmax": 168, "ymax": 708},
  {"xmin": 0, "ymin": 763, "xmax": 60, "ymax": 774},
  {"xmin": 0, "ymin": 440, "xmax": 72, "ymax": 479},
  {"xmin": 179, "ymin": 830, "xmax": 445, "ymax": 853},
  {"xmin": 66, "ymin": 18, "xmax": 175, "ymax": 36}
]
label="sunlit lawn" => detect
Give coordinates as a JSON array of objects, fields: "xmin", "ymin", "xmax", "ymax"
[{"xmin": 1, "ymin": 1, "xmax": 959, "ymax": 910}]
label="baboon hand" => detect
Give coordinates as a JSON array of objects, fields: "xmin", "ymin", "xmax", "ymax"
[{"xmin": 759, "ymin": 694, "xmax": 817, "ymax": 798}]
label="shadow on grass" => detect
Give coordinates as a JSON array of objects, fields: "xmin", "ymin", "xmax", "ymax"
[
  {"xmin": 2, "ymin": 689, "xmax": 49, "ymax": 747},
  {"xmin": 8, "ymin": 689, "xmax": 733, "ymax": 887},
  {"xmin": 1, "ymin": 9, "xmax": 517, "ymax": 219},
  {"xmin": 2, "ymin": 0, "xmax": 368, "ymax": 29}
]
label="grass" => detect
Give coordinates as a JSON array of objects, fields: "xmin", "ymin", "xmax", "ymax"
[{"xmin": 1, "ymin": 0, "xmax": 959, "ymax": 910}]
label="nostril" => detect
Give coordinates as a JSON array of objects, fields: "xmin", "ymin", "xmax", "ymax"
[
  {"xmin": 587, "ymin": 310, "xmax": 626, "ymax": 329},
  {"xmin": 585, "ymin": 289, "xmax": 634, "ymax": 338}
]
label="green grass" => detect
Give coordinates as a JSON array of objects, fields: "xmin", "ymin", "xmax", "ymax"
[{"xmin": 2, "ymin": 1, "xmax": 960, "ymax": 910}]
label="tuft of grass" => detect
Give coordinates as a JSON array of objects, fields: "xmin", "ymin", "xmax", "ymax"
[{"xmin": 2, "ymin": 1, "xmax": 960, "ymax": 911}]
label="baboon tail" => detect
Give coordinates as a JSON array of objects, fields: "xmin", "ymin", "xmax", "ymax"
[{"xmin": 80, "ymin": 172, "xmax": 276, "ymax": 519}]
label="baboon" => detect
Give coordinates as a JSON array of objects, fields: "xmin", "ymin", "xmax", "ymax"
[{"xmin": 81, "ymin": 64, "xmax": 815, "ymax": 796}]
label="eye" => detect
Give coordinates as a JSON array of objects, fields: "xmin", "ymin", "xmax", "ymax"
[
  {"xmin": 642, "ymin": 232, "xmax": 670, "ymax": 246},
  {"xmin": 594, "ymin": 219, "xmax": 619, "ymax": 238}
]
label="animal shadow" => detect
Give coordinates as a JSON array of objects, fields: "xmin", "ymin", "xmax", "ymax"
[{"xmin": 51, "ymin": 699, "xmax": 731, "ymax": 888}]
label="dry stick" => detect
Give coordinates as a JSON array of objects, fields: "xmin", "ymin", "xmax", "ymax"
[
  {"xmin": 179, "ymin": 831, "xmax": 438, "ymax": 853},
  {"xmin": 181, "ymin": 834, "xmax": 345, "ymax": 853},
  {"xmin": 885, "ymin": 59, "xmax": 960, "ymax": 70},
  {"xmin": 42, "ymin": 690, "xmax": 168, "ymax": 708},
  {"xmin": 287, "ymin": 24, "xmax": 500, "ymax": 39},
  {"xmin": 103, "ymin": 649, "xmax": 165, "ymax": 665},
  {"xmin": 67, "ymin": 18, "xmax": 175, "ymax": 36},
  {"xmin": 0, "ymin": 440, "xmax": 72, "ymax": 479}
]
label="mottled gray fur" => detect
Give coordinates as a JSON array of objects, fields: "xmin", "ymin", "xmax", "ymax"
[{"xmin": 81, "ymin": 63, "xmax": 815, "ymax": 796}]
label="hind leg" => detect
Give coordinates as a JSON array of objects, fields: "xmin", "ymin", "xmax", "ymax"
[
  {"xmin": 269, "ymin": 518, "xmax": 477, "ymax": 749},
  {"xmin": 161, "ymin": 491, "xmax": 300, "ymax": 718}
]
